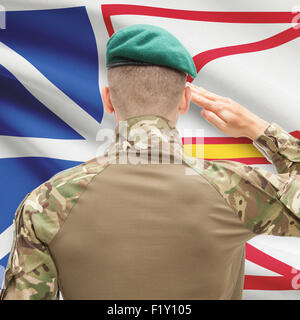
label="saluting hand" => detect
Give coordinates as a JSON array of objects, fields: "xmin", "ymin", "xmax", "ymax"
[{"xmin": 186, "ymin": 82, "xmax": 270, "ymax": 141}]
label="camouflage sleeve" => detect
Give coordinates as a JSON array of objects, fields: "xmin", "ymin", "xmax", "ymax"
[
  {"xmin": 200, "ymin": 160, "xmax": 300, "ymax": 237},
  {"xmin": 253, "ymin": 122, "xmax": 300, "ymax": 175},
  {"xmin": 0, "ymin": 158, "xmax": 108, "ymax": 300},
  {"xmin": 0, "ymin": 192, "xmax": 59, "ymax": 300}
]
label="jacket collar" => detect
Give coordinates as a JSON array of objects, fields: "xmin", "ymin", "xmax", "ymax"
[{"xmin": 105, "ymin": 114, "xmax": 183, "ymax": 160}]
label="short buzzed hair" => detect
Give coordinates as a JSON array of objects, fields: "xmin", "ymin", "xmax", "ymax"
[{"xmin": 107, "ymin": 65, "xmax": 187, "ymax": 120}]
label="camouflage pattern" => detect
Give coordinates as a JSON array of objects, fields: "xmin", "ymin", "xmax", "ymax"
[
  {"xmin": 0, "ymin": 157, "xmax": 110, "ymax": 300},
  {"xmin": 1, "ymin": 114, "xmax": 300, "ymax": 299},
  {"xmin": 184, "ymin": 121, "xmax": 300, "ymax": 236},
  {"xmin": 188, "ymin": 159, "xmax": 300, "ymax": 236},
  {"xmin": 252, "ymin": 122, "xmax": 300, "ymax": 175},
  {"xmin": 103, "ymin": 115, "xmax": 184, "ymax": 164}
]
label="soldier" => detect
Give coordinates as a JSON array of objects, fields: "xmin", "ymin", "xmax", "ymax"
[{"xmin": 1, "ymin": 24, "xmax": 299, "ymax": 300}]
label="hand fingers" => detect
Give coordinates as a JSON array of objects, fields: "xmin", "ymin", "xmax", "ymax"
[
  {"xmin": 191, "ymin": 92, "xmax": 223, "ymax": 114},
  {"xmin": 188, "ymin": 83, "xmax": 222, "ymax": 110},
  {"xmin": 191, "ymin": 91, "xmax": 215, "ymax": 109},
  {"xmin": 201, "ymin": 109, "xmax": 227, "ymax": 131},
  {"xmin": 186, "ymin": 82, "xmax": 229, "ymax": 102},
  {"xmin": 187, "ymin": 83, "xmax": 238, "ymax": 124}
]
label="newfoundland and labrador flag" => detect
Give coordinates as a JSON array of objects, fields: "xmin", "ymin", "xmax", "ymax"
[{"xmin": 1, "ymin": 0, "xmax": 300, "ymax": 299}]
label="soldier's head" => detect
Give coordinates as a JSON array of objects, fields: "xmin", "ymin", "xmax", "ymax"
[
  {"xmin": 102, "ymin": 65, "xmax": 190, "ymax": 123},
  {"xmin": 101, "ymin": 24, "xmax": 197, "ymax": 124}
]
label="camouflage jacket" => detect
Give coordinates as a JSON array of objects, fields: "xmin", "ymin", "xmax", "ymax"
[{"xmin": 1, "ymin": 115, "xmax": 300, "ymax": 300}]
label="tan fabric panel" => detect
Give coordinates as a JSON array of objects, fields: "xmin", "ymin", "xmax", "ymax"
[{"xmin": 49, "ymin": 162, "xmax": 254, "ymax": 300}]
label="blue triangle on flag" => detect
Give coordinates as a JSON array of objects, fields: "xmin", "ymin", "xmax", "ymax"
[{"xmin": 0, "ymin": 7, "xmax": 103, "ymax": 128}]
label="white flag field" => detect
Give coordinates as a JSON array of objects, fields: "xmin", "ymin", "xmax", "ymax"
[{"xmin": 0, "ymin": 0, "xmax": 300, "ymax": 299}]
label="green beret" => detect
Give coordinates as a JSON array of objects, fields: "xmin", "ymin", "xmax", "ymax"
[{"xmin": 106, "ymin": 24, "xmax": 197, "ymax": 79}]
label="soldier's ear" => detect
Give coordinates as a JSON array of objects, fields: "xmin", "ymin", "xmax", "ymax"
[
  {"xmin": 101, "ymin": 86, "xmax": 115, "ymax": 114},
  {"xmin": 178, "ymin": 85, "xmax": 191, "ymax": 115}
]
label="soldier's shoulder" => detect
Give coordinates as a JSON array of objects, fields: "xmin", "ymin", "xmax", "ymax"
[
  {"xmin": 51, "ymin": 156, "xmax": 107, "ymax": 183},
  {"xmin": 187, "ymin": 157, "xmax": 283, "ymax": 200},
  {"xmin": 183, "ymin": 156, "xmax": 260, "ymax": 190},
  {"xmin": 183, "ymin": 155, "xmax": 248, "ymax": 176},
  {"xmin": 200, "ymin": 158, "xmax": 254, "ymax": 178},
  {"xmin": 23, "ymin": 157, "xmax": 109, "ymax": 244},
  {"xmin": 32, "ymin": 157, "xmax": 106, "ymax": 201}
]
